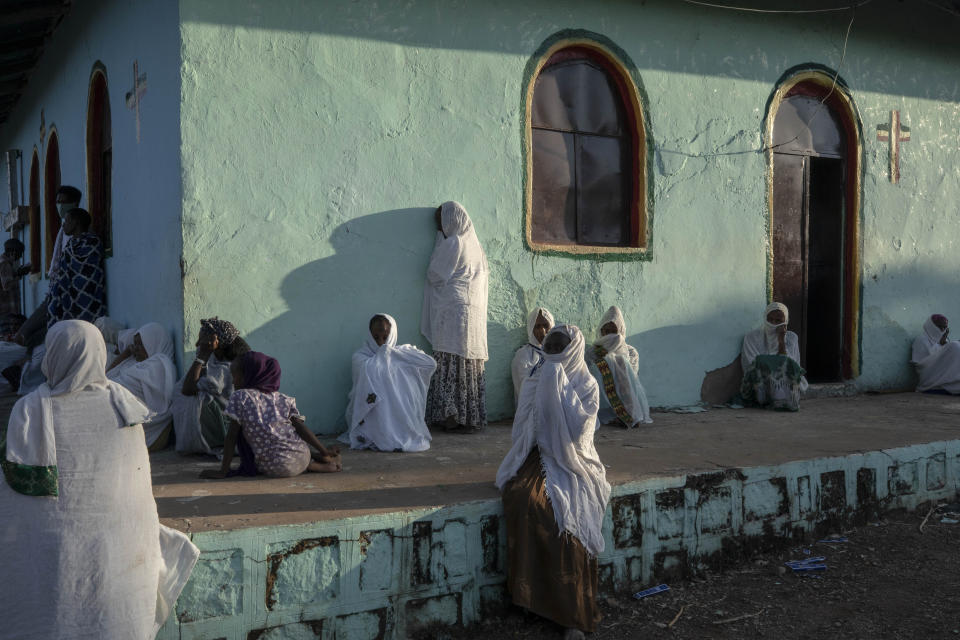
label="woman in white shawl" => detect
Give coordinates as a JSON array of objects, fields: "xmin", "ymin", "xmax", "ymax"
[
  {"xmin": 0, "ymin": 319, "xmax": 199, "ymax": 639},
  {"xmin": 588, "ymin": 305, "xmax": 651, "ymax": 427},
  {"xmin": 511, "ymin": 307, "xmax": 554, "ymax": 406},
  {"xmin": 740, "ymin": 302, "xmax": 808, "ymax": 411},
  {"xmin": 421, "ymin": 201, "xmax": 489, "ymax": 433},
  {"xmin": 911, "ymin": 314, "xmax": 960, "ymax": 393},
  {"xmin": 496, "ymin": 324, "xmax": 610, "ymax": 638},
  {"xmin": 341, "ymin": 314, "xmax": 437, "ymax": 452},
  {"xmin": 107, "ymin": 322, "xmax": 177, "ymax": 451}
]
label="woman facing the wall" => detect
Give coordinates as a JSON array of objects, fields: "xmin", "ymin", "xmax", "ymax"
[{"xmin": 421, "ymin": 201, "xmax": 489, "ymax": 433}]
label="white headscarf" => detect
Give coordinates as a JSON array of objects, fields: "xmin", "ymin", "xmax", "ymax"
[
  {"xmin": 107, "ymin": 322, "xmax": 177, "ymax": 423},
  {"xmin": 497, "ymin": 324, "xmax": 610, "ymax": 557},
  {"xmin": 420, "ymin": 201, "xmax": 489, "ymax": 360},
  {"xmin": 511, "ymin": 307, "xmax": 555, "ymax": 404},
  {"xmin": 913, "ymin": 315, "xmax": 947, "ymax": 363},
  {"xmin": 741, "ymin": 301, "xmax": 801, "ymax": 371},
  {"xmin": 6, "ymin": 320, "xmax": 150, "ymax": 473},
  {"xmin": 594, "ymin": 305, "xmax": 639, "ymax": 372},
  {"xmin": 343, "ymin": 314, "xmax": 437, "ymax": 452}
]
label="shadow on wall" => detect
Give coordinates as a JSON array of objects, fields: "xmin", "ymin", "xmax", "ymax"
[
  {"xmin": 177, "ymin": 0, "xmax": 960, "ymax": 101},
  {"xmin": 245, "ymin": 208, "xmax": 438, "ymax": 434},
  {"xmin": 243, "ymin": 207, "xmax": 517, "ymax": 433}
]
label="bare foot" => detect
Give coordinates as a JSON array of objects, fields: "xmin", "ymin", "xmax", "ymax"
[
  {"xmin": 562, "ymin": 629, "xmax": 585, "ymax": 640},
  {"xmin": 311, "ymin": 447, "xmax": 340, "ymax": 462},
  {"xmin": 307, "ymin": 460, "xmax": 342, "ymax": 473}
]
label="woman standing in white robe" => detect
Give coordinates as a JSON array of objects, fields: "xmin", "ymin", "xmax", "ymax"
[
  {"xmin": 511, "ymin": 307, "xmax": 554, "ymax": 406},
  {"xmin": 588, "ymin": 305, "xmax": 651, "ymax": 427},
  {"xmin": 740, "ymin": 302, "xmax": 808, "ymax": 410},
  {"xmin": 421, "ymin": 201, "xmax": 489, "ymax": 433},
  {"xmin": 0, "ymin": 319, "xmax": 199, "ymax": 639},
  {"xmin": 342, "ymin": 314, "xmax": 437, "ymax": 452},
  {"xmin": 497, "ymin": 324, "xmax": 610, "ymax": 637},
  {"xmin": 911, "ymin": 314, "xmax": 960, "ymax": 393},
  {"xmin": 107, "ymin": 322, "xmax": 177, "ymax": 451}
]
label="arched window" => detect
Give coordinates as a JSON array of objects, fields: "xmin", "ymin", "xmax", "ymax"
[
  {"xmin": 44, "ymin": 129, "xmax": 61, "ymax": 273},
  {"xmin": 526, "ymin": 39, "xmax": 647, "ymax": 251},
  {"xmin": 28, "ymin": 148, "xmax": 40, "ymax": 274},
  {"xmin": 86, "ymin": 65, "xmax": 112, "ymax": 255}
]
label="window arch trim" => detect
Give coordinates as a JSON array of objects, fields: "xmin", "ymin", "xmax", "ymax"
[
  {"xmin": 522, "ymin": 30, "xmax": 652, "ymax": 259},
  {"xmin": 764, "ymin": 66, "xmax": 864, "ymax": 378}
]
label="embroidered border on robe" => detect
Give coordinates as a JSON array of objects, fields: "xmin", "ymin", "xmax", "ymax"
[
  {"xmin": 593, "ymin": 348, "xmax": 636, "ymax": 427},
  {"xmin": 0, "ymin": 427, "xmax": 58, "ymax": 497}
]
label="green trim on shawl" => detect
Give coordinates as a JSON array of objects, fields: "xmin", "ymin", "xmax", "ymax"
[
  {"xmin": 593, "ymin": 347, "xmax": 636, "ymax": 427},
  {"xmin": 741, "ymin": 354, "xmax": 806, "ymax": 412},
  {"xmin": 0, "ymin": 426, "xmax": 58, "ymax": 497}
]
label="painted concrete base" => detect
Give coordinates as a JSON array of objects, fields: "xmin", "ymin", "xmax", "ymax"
[{"xmin": 158, "ymin": 438, "xmax": 960, "ymax": 639}]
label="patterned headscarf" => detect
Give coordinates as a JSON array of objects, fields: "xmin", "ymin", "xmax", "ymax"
[
  {"xmin": 200, "ymin": 317, "xmax": 240, "ymax": 345},
  {"xmin": 238, "ymin": 351, "xmax": 281, "ymax": 393}
]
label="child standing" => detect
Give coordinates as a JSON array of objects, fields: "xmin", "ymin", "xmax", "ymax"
[{"xmin": 200, "ymin": 351, "xmax": 340, "ymax": 479}]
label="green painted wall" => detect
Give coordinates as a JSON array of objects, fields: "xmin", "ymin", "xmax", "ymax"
[{"xmin": 179, "ymin": 0, "xmax": 960, "ymax": 431}]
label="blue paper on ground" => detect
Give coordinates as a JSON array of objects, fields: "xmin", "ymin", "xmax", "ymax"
[{"xmin": 633, "ymin": 584, "xmax": 670, "ymax": 599}]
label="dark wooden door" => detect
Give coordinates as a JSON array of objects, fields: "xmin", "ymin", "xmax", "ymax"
[
  {"xmin": 771, "ymin": 152, "xmax": 845, "ymax": 382},
  {"xmin": 805, "ymin": 157, "xmax": 844, "ymax": 381},
  {"xmin": 772, "ymin": 153, "xmax": 807, "ymax": 350}
]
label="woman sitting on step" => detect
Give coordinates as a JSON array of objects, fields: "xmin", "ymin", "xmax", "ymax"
[
  {"xmin": 200, "ymin": 351, "xmax": 341, "ymax": 479},
  {"xmin": 740, "ymin": 302, "xmax": 809, "ymax": 411},
  {"xmin": 511, "ymin": 306, "xmax": 554, "ymax": 407},
  {"xmin": 497, "ymin": 325, "xmax": 611, "ymax": 640},
  {"xmin": 341, "ymin": 313, "xmax": 436, "ymax": 452},
  {"xmin": 107, "ymin": 322, "xmax": 177, "ymax": 451},
  {"xmin": 588, "ymin": 305, "xmax": 652, "ymax": 427},
  {"xmin": 171, "ymin": 317, "xmax": 250, "ymax": 455}
]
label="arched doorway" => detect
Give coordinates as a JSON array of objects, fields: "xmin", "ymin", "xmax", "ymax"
[
  {"xmin": 28, "ymin": 148, "xmax": 40, "ymax": 274},
  {"xmin": 86, "ymin": 65, "xmax": 112, "ymax": 253},
  {"xmin": 44, "ymin": 129, "xmax": 61, "ymax": 274},
  {"xmin": 767, "ymin": 71, "xmax": 861, "ymax": 381}
]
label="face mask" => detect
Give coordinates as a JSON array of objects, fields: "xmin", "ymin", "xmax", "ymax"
[{"xmin": 58, "ymin": 201, "xmax": 78, "ymax": 217}]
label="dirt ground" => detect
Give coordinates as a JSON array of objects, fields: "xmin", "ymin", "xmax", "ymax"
[{"xmin": 457, "ymin": 505, "xmax": 960, "ymax": 640}]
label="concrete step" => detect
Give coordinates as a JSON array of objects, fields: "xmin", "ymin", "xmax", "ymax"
[{"xmin": 804, "ymin": 382, "xmax": 858, "ymax": 399}]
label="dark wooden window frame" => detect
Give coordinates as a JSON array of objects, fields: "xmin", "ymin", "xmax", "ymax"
[
  {"xmin": 766, "ymin": 70, "xmax": 862, "ymax": 379},
  {"xmin": 86, "ymin": 64, "xmax": 112, "ymax": 257},
  {"xmin": 43, "ymin": 128, "xmax": 61, "ymax": 275},
  {"xmin": 524, "ymin": 37, "xmax": 648, "ymax": 256}
]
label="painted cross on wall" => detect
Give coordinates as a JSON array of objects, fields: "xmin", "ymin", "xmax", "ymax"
[
  {"xmin": 876, "ymin": 110, "xmax": 910, "ymax": 184},
  {"xmin": 125, "ymin": 60, "xmax": 147, "ymax": 144}
]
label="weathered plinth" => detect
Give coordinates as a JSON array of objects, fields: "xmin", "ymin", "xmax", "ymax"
[{"xmin": 155, "ymin": 394, "xmax": 960, "ymax": 639}]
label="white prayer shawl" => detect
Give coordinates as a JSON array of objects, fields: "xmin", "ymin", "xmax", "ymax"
[
  {"xmin": 341, "ymin": 314, "xmax": 437, "ymax": 452},
  {"xmin": 496, "ymin": 324, "xmax": 611, "ymax": 557},
  {"xmin": 95, "ymin": 315, "xmax": 125, "ymax": 356},
  {"xmin": 911, "ymin": 316, "xmax": 960, "ymax": 393},
  {"xmin": 0, "ymin": 319, "xmax": 199, "ymax": 638},
  {"xmin": 591, "ymin": 306, "xmax": 651, "ymax": 424},
  {"xmin": 107, "ymin": 322, "xmax": 177, "ymax": 447},
  {"xmin": 741, "ymin": 302, "xmax": 808, "ymax": 391},
  {"xmin": 597, "ymin": 305, "xmax": 639, "ymax": 372},
  {"xmin": 420, "ymin": 201, "xmax": 489, "ymax": 360},
  {"xmin": 511, "ymin": 307, "xmax": 555, "ymax": 406},
  {"xmin": 46, "ymin": 226, "xmax": 67, "ymax": 279},
  {"xmin": 171, "ymin": 354, "xmax": 234, "ymax": 454}
]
